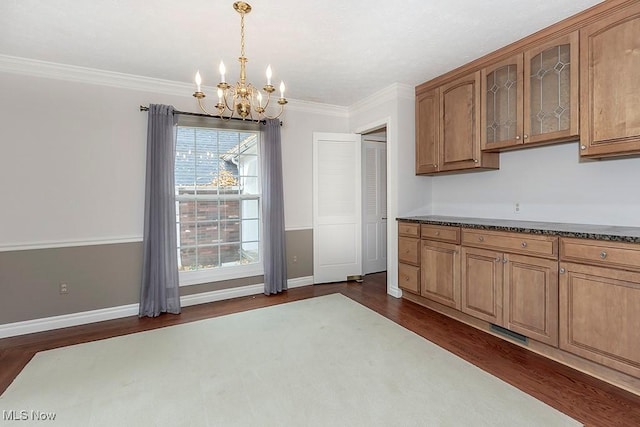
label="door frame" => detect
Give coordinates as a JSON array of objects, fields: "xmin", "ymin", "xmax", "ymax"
[{"xmin": 355, "ymin": 118, "xmax": 394, "ymax": 292}]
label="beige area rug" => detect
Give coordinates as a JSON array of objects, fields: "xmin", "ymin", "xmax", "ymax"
[{"xmin": 0, "ymin": 294, "xmax": 581, "ymax": 427}]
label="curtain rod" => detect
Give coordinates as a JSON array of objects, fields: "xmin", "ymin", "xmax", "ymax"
[{"xmin": 139, "ymin": 106, "xmax": 282, "ymax": 126}]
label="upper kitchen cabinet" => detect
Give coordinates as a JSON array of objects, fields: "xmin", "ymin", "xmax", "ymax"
[
  {"xmin": 438, "ymin": 71, "xmax": 499, "ymax": 173},
  {"xmin": 524, "ymin": 32, "xmax": 579, "ymax": 146},
  {"xmin": 580, "ymin": 3, "xmax": 640, "ymax": 158},
  {"xmin": 481, "ymin": 32, "xmax": 578, "ymax": 152},
  {"xmin": 415, "ymin": 88, "xmax": 439, "ymax": 174},
  {"xmin": 481, "ymin": 54, "xmax": 524, "ymax": 151}
]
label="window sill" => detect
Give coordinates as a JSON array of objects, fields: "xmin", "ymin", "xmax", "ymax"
[{"xmin": 179, "ymin": 263, "xmax": 264, "ymax": 287}]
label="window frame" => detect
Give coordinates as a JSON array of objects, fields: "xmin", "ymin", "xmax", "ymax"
[{"xmin": 174, "ymin": 117, "xmax": 263, "ymax": 287}]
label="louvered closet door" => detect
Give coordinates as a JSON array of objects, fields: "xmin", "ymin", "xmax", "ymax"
[
  {"xmin": 313, "ymin": 133, "xmax": 362, "ymax": 284},
  {"xmin": 363, "ymin": 140, "xmax": 387, "ymax": 275}
]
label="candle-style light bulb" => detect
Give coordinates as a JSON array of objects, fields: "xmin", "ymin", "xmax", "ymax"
[
  {"xmin": 195, "ymin": 71, "xmax": 202, "ymax": 92},
  {"xmin": 219, "ymin": 61, "xmax": 226, "ymax": 83},
  {"xmin": 257, "ymin": 91, "xmax": 263, "ymax": 107},
  {"xmin": 279, "ymin": 81, "xmax": 285, "ymax": 98},
  {"xmin": 266, "ymin": 65, "xmax": 272, "ymax": 86}
]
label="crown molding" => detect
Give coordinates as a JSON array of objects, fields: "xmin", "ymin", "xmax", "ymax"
[
  {"xmin": 285, "ymin": 98, "xmax": 349, "ymax": 118},
  {"xmin": 0, "ymin": 54, "xmax": 349, "ymax": 118},
  {"xmin": 348, "ymin": 82, "xmax": 415, "ymax": 115},
  {"xmin": 0, "ymin": 54, "xmax": 192, "ymax": 96}
]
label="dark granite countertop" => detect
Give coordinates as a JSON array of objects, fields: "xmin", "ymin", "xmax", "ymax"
[{"xmin": 397, "ymin": 215, "xmax": 640, "ymax": 243}]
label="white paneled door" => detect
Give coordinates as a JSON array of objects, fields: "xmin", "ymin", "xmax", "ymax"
[
  {"xmin": 362, "ymin": 140, "xmax": 387, "ymax": 274},
  {"xmin": 313, "ymin": 133, "xmax": 362, "ymax": 284}
]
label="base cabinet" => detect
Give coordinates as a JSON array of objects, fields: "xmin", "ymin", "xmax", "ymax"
[
  {"xmin": 421, "ymin": 240, "xmax": 460, "ymax": 309},
  {"xmin": 461, "ymin": 247, "xmax": 559, "ymax": 346},
  {"xmin": 559, "ymin": 262, "xmax": 640, "ymax": 378},
  {"xmin": 461, "ymin": 247, "xmax": 503, "ymax": 324}
]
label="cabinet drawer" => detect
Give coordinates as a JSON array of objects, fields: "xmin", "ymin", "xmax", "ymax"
[
  {"xmin": 399, "ymin": 263, "xmax": 420, "ymax": 294},
  {"xmin": 421, "ymin": 224, "xmax": 460, "ymax": 244},
  {"xmin": 398, "ymin": 222, "xmax": 420, "ymax": 237},
  {"xmin": 560, "ymin": 238, "xmax": 640, "ymax": 272},
  {"xmin": 462, "ymin": 228, "xmax": 558, "ymax": 259},
  {"xmin": 398, "ymin": 237, "xmax": 420, "ymax": 265}
]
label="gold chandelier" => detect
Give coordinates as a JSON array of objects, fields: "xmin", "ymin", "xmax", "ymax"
[{"xmin": 192, "ymin": 1, "xmax": 287, "ymax": 120}]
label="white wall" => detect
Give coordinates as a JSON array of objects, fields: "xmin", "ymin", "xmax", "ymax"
[
  {"xmin": 0, "ymin": 62, "xmax": 348, "ymax": 249},
  {"xmin": 280, "ymin": 104, "xmax": 349, "ymax": 230},
  {"xmin": 431, "ymin": 142, "xmax": 640, "ymax": 226},
  {"xmin": 349, "ymin": 83, "xmax": 430, "ymax": 297}
]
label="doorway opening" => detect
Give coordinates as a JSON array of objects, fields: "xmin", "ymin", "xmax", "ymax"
[{"xmin": 362, "ymin": 126, "xmax": 387, "ymax": 275}]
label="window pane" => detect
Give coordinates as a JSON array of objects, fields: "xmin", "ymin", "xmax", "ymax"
[
  {"xmin": 197, "ymin": 246, "xmax": 220, "ymax": 269},
  {"xmin": 179, "ymin": 248, "xmax": 197, "ymax": 271},
  {"xmin": 242, "ymin": 242, "xmax": 259, "ymax": 264},
  {"xmin": 197, "ymin": 222, "xmax": 219, "ymax": 244},
  {"xmin": 240, "ymin": 177, "xmax": 259, "ymax": 195},
  {"xmin": 196, "ymin": 200, "xmax": 219, "ymax": 221},
  {"xmin": 220, "ymin": 220, "xmax": 240, "ymax": 243},
  {"xmin": 179, "ymin": 222, "xmax": 196, "ymax": 246},
  {"xmin": 178, "ymin": 200, "xmax": 196, "ymax": 222},
  {"xmin": 220, "ymin": 243, "xmax": 241, "ymax": 265},
  {"xmin": 241, "ymin": 199, "xmax": 259, "ymax": 220},
  {"xmin": 242, "ymin": 219, "xmax": 259, "ymax": 242},
  {"xmin": 220, "ymin": 200, "xmax": 240, "ymax": 220}
]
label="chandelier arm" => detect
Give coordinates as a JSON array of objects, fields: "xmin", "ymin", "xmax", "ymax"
[{"xmin": 261, "ymin": 103, "xmax": 285, "ymax": 120}]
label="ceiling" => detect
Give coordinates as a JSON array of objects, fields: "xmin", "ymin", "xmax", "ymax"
[{"xmin": 1, "ymin": 0, "xmax": 602, "ymax": 106}]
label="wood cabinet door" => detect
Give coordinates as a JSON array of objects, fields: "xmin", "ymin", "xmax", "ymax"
[
  {"xmin": 421, "ymin": 240, "xmax": 461, "ymax": 310},
  {"xmin": 461, "ymin": 247, "xmax": 503, "ymax": 324},
  {"xmin": 559, "ymin": 262, "xmax": 640, "ymax": 378},
  {"xmin": 415, "ymin": 88, "xmax": 439, "ymax": 174},
  {"xmin": 481, "ymin": 54, "xmax": 524, "ymax": 151},
  {"xmin": 503, "ymin": 254, "xmax": 558, "ymax": 346},
  {"xmin": 580, "ymin": 3, "xmax": 640, "ymax": 158},
  {"xmin": 524, "ymin": 31, "xmax": 578, "ymax": 146},
  {"xmin": 439, "ymin": 72, "xmax": 492, "ymax": 172}
]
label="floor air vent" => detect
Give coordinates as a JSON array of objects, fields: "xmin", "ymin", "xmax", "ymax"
[{"xmin": 490, "ymin": 324, "xmax": 528, "ymax": 345}]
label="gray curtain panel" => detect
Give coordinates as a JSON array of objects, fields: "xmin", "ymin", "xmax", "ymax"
[
  {"xmin": 139, "ymin": 104, "xmax": 181, "ymax": 317},
  {"xmin": 261, "ymin": 118, "xmax": 288, "ymax": 295}
]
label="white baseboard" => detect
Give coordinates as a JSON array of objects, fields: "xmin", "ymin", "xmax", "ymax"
[
  {"xmin": 287, "ymin": 276, "xmax": 313, "ymax": 289},
  {"xmin": 387, "ymin": 286, "xmax": 403, "ymax": 298},
  {"xmin": 0, "ymin": 276, "xmax": 315, "ymax": 339},
  {"xmin": 0, "ymin": 304, "xmax": 140, "ymax": 339}
]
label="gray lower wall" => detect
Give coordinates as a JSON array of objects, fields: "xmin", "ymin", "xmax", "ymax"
[{"xmin": 0, "ymin": 229, "xmax": 313, "ymax": 325}]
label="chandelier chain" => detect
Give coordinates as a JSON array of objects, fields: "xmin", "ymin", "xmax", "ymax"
[{"xmin": 240, "ymin": 11, "xmax": 245, "ymax": 58}]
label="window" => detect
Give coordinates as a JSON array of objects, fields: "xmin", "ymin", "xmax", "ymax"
[{"xmin": 175, "ymin": 124, "xmax": 262, "ymax": 285}]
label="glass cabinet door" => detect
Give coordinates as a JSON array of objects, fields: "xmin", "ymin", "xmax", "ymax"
[
  {"xmin": 524, "ymin": 31, "xmax": 578, "ymax": 145},
  {"xmin": 481, "ymin": 54, "xmax": 524, "ymax": 151}
]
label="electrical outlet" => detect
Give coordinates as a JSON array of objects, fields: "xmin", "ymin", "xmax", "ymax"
[
  {"xmin": 59, "ymin": 282, "xmax": 69, "ymax": 295},
  {"xmin": 514, "ymin": 202, "xmax": 521, "ymax": 213},
  {"xmin": 292, "ymin": 255, "xmax": 298, "ymax": 263}
]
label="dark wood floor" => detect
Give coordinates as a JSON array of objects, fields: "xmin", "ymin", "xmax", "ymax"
[{"xmin": 1, "ymin": 273, "xmax": 639, "ymax": 426}]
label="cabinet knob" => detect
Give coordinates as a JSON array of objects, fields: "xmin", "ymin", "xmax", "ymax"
[
  {"xmin": 478, "ymin": 236, "xmax": 484, "ymax": 242},
  {"xmin": 523, "ymin": 134, "xmax": 529, "ymax": 139},
  {"xmin": 560, "ymin": 268, "xmax": 565, "ymax": 274},
  {"xmin": 473, "ymin": 159, "xmax": 479, "ymax": 163},
  {"xmin": 433, "ymin": 164, "xmax": 437, "ymax": 167},
  {"xmin": 435, "ymin": 231, "xmax": 440, "ymax": 236},
  {"xmin": 600, "ymin": 251, "xmax": 607, "ymax": 259},
  {"xmin": 502, "ymin": 258, "xmax": 508, "ymax": 263},
  {"xmin": 515, "ymin": 135, "xmax": 521, "ymax": 140},
  {"xmin": 521, "ymin": 241, "xmax": 527, "ymax": 248},
  {"xmin": 580, "ymin": 145, "xmax": 586, "ymax": 150},
  {"xmin": 495, "ymin": 256, "xmax": 501, "ymax": 262}
]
